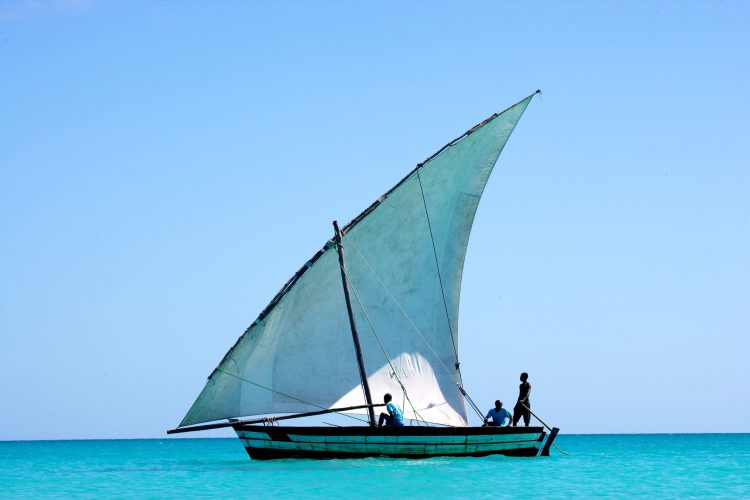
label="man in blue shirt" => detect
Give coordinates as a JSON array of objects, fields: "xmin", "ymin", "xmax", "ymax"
[
  {"xmin": 483, "ymin": 400, "xmax": 512, "ymax": 427},
  {"xmin": 378, "ymin": 393, "xmax": 404, "ymax": 427}
]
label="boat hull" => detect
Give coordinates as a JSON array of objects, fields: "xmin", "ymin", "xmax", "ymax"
[{"xmin": 234, "ymin": 425, "xmax": 547, "ymax": 460}]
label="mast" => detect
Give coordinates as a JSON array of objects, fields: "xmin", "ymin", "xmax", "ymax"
[{"xmin": 333, "ymin": 220, "xmax": 377, "ymax": 427}]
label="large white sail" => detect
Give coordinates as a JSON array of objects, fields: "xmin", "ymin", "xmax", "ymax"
[{"xmin": 180, "ymin": 95, "xmax": 535, "ymax": 428}]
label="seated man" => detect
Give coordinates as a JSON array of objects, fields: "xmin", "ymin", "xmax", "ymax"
[
  {"xmin": 378, "ymin": 393, "xmax": 404, "ymax": 427},
  {"xmin": 483, "ymin": 400, "xmax": 512, "ymax": 427}
]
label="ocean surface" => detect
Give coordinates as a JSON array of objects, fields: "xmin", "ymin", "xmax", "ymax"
[{"xmin": 1, "ymin": 434, "xmax": 749, "ymax": 498}]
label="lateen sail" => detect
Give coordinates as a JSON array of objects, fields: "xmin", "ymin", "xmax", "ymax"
[{"xmin": 180, "ymin": 94, "xmax": 536, "ymax": 428}]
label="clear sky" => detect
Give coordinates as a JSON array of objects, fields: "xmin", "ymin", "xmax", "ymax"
[{"xmin": 1, "ymin": 1, "xmax": 747, "ymax": 440}]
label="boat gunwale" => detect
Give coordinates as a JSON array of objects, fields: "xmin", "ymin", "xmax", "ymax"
[
  {"xmin": 233, "ymin": 424, "xmax": 544, "ymax": 436},
  {"xmin": 238, "ymin": 436, "xmax": 542, "ymax": 447}
]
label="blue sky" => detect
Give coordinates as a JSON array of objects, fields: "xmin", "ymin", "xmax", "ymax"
[{"xmin": 1, "ymin": 1, "xmax": 748, "ymax": 439}]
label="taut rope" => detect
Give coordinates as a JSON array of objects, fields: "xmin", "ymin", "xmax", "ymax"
[{"xmin": 521, "ymin": 403, "xmax": 570, "ymax": 456}]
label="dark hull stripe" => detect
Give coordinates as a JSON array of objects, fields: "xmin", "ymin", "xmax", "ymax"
[
  {"xmin": 238, "ymin": 435, "xmax": 540, "ymax": 447},
  {"xmin": 245, "ymin": 446, "xmax": 540, "ymax": 460}
]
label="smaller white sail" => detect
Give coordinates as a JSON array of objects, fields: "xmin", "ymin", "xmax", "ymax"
[{"xmin": 332, "ymin": 352, "xmax": 466, "ymax": 427}]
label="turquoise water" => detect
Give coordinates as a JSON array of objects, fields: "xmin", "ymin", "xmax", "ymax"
[{"xmin": 2, "ymin": 435, "xmax": 749, "ymax": 498}]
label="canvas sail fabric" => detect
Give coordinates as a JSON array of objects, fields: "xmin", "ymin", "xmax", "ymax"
[{"xmin": 180, "ymin": 96, "xmax": 534, "ymax": 428}]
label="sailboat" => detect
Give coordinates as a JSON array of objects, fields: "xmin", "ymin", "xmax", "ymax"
[{"xmin": 168, "ymin": 91, "xmax": 560, "ymax": 459}]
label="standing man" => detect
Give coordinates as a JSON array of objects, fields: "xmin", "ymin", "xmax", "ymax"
[
  {"xmin": 378, "ymin": 393, "xmax": 404, "ymax": 427},
  {"xmin": 483, "ymin": 400, "xmax": 512, "ymax": 427},
  {"xmin": 513, "ymin": 372, "xmax": 531, "ymax": 427}
]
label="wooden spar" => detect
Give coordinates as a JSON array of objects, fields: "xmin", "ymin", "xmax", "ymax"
[
  {"xmin": 333, "ymin": 220, "xmax": 377, "ymax": 427},
  {"xmin": 167, "ymin": 403, "xmax": 385, "ymax": 434}
]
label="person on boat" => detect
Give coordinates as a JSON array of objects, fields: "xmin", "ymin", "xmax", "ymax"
[
  {"xmin": 483, "ymin": 400, "xmax": 512, "ymax": 427},
  {"xmin": 512, "ymin": 372, "xmax": 532, "ymax": 427},
  {"xmin": 378, "ymin": 393, "xmax": 404, "ymax": 427}
]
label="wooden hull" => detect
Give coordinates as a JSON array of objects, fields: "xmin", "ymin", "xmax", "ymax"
[{"xmin": 234, "ymin": 425, "xmax": 550, "ymax": 460}]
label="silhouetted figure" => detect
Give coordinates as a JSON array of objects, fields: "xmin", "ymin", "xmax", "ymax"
[
  {"xmin": 378, "ymin": 393, "xmax": 404, "ymax": 427},
  {"xmin": 483, "ymin": 400, "xmax": 512, "ymax": 427},
  {"xmin": 512, "ymin": 372, "xmax": 531, "ymax": 427}
]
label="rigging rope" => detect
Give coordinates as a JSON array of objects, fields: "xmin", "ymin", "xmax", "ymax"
[
  {"xmin": 416, "ymin": 170, "xmax": 459, "ymax": 365},
  {"xmin": 553, "ymin": 442, "xmax": 571, "ymax": 456},
  {"xmin": 215, "ymin": 368, "xmax": 369, "ymax": 424},
  {"xmin": 459, "ymin": 386, "xmax": 486, "ymax": 423},
  {"xmin": 344, "ymin": 234, "xmax": 485, "ymax": 421},
  {"xmin": 520, "ymin": 402, "xmax": 570, "ymax": 456},
  {"xmin": 345, "ymin": 273, "xmax": 427, "ymax": 425},
  {"xmin": 415, "ymin": 172, "xmax": 485, "ymax": 420},
  {"xmin": 334, "ymin": 252, "xmax": 378, "ymax": 420}
]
